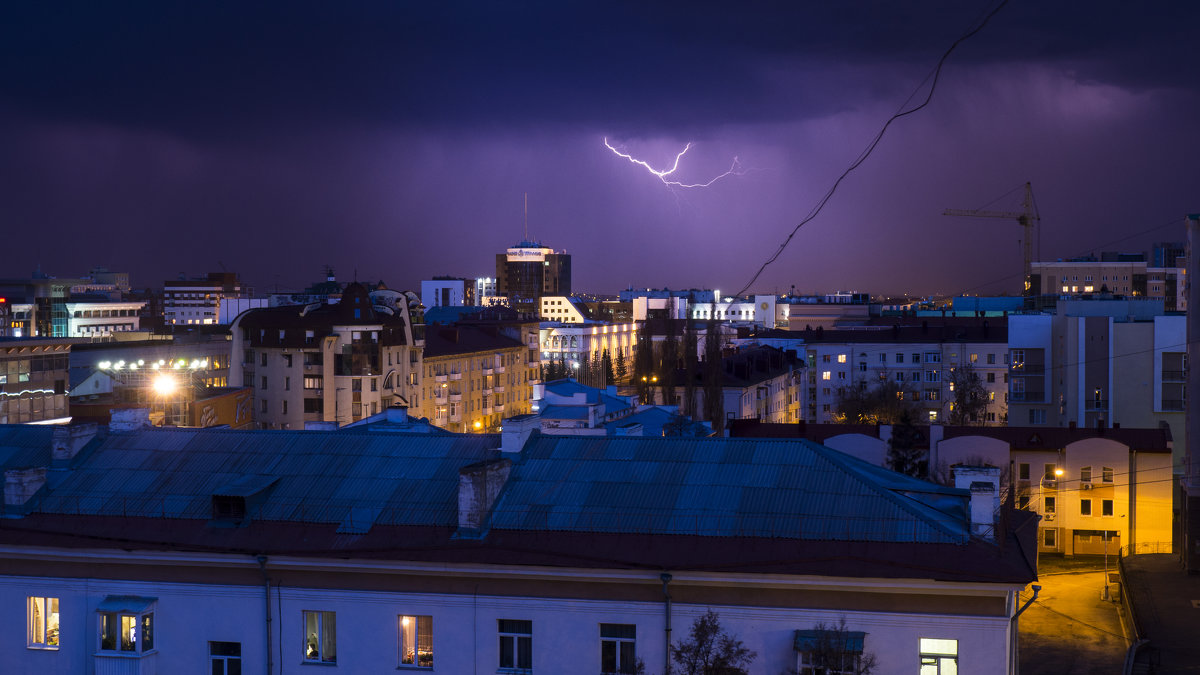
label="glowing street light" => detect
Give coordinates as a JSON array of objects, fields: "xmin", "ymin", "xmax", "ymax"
[{"xmin": 152, "ymin": 374, "xmax": 177, "ymax": 396}]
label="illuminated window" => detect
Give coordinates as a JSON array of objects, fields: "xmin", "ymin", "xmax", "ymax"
[
  {"xmin": 303, "ymin": 610, "xmax": 337, "ymax": 663},
  {"xmin": 28, "ymin": 596, "xmax": 59, "ymax": 649},
  {"xmin": 919, "ymin": 638, "xmax": 958, "ymax": 674},
  {"xmin": 98, "ymin": 596, "xmax": 155, "ymax": 655},
  {"xmin": 837, "ymin": 354, "xmax": 846, "ymax": 363},
  {"xmin": 822, "ymin": 371, "xmax": 831, "ymax": 381},
  {"xmin": 399, "ymin": 615, "xmax": 433, "ymax": 668}
]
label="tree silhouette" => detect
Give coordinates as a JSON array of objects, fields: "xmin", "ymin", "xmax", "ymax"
[{"xmin": 671, "ymin": 609, "xmax": 755, "ymax": 675}]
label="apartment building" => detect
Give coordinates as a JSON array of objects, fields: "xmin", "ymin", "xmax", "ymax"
[
  {"xmin": 163, "ymin": 272, "xmax": 246, "ymax": 326},
  {"xmin": 0, "ymin": 423, "xmax": 1035, "ymax": 674},
  {"xmin": 229, "ymin": 283, "xmax": 421, "ymax": 429},
  {"xmin": 778, "ymin": 321, "xmax": 1009, "ymax": 425},
  {"xmin": 1032, "ymin": 256, "xmax": 1186, "ymax": 312},
  {"xmin": 418, "ymin": 323, "xmax": 537, "ymax": 432},
  {"xmin": 0, "ymin": 337, "xmax": 71, "ymax": 424},
  {"xmin": 1008, "ymin": 300, "xmax": 1186, "ymax": 469}
]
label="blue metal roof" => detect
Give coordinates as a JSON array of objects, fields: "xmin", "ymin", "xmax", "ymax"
[
  {"xmin": 35, "ymin": 427, "xmax": 499, "ymax": 530},
  {"xmin": 0, "ymin": 425, "xmax": 55, "ymax": 470},
  {"xmin": 488, "ymin": 435, "xmax": 969, "ymax": 543}
]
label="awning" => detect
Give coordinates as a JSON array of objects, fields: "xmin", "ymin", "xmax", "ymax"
[
  {"xmin": 794, "ymin": 629, "xmax": 865, "ymax": 653},
  {"xmin": 97, "ymin": 595, "xmax": 157, "ymax": 613}
]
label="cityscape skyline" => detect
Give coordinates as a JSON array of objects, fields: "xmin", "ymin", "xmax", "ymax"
[{"xmin": 1, "ymin": 2, "xmax": 1196, "ymax": 297}]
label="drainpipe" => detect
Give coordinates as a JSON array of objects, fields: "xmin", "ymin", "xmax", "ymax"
[
  {"xmin": 1009, "ymin": 585, "xmax": 1040, "ymax": 675},
  {"xmin": 661, "ymin": 573, "xmax": 673, "ymax": 675},
  {"xmin": 257, "ymin": 556, "xmax": 274, "ymax": 675}
]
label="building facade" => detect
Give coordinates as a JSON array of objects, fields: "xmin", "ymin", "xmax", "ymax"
[
  {"xmin": 495, "ymin": 240, "xmax": 571, "ymax": 302},
  {"xmin": 229, "ymin": 283, "xmax": 422, "ymax": 429},
  {"xmin": 163, "ymin": 272, "xmax": 246, "ymax": 326},
  {"xmin": 418, "ymin": 323, "xmax": 538, "ymax": 432},
  {"xmin": 0, "ymin": 338, "xmax": 71, "ymax": 424}
]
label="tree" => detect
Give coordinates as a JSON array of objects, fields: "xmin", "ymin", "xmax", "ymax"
[
  {"xmin": 789, "ymin": 617, "xmax": 877, "ymax": 675},
  {"xmin": 887, "ymin": 410, "xmax": 925, "ymax": 478},
  {"xmin": 602, "ymin": 349, "xmax": 615, "ymax": 385},
  {"xmin": 702, "ymin": 321, "xmax": 725, "ymax": 434},
  {"xmin": 833, "ymin": 378, "xmax": 916, "ymax": 425},
  {"xmin": 659, "ymin": 319, "xmax": 680, "ymax": 406},
  {"xmin": 682, "ymin": 319, "xmax": 700, "ymax": 419},
  {"xmin": 948, "ymin": 362, "xmax": 988, "ymax": 425},
  {"xmin": 671, "ymin": 609, "xmax": 756, "ymax": 675},
  {"xmin": 616, "ymin": 348, "xmax": 628, "ymax": 383},
  {"xmin": 634, "ymin": 329, "xmax": 656, "ymax": 403}
]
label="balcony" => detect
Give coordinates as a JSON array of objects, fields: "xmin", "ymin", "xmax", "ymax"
[
  {"xmin": 494, "ymin": 385, "xmax": 505, "ymax": 394},
  {"xmin": 482, "ymin": 406, "xmax": 493, "ymax": 415},
  {"xmin": 449, "ymin": 372, "xmax": 463, "ymax": 381},
  {"xmin": 1085, "ymin": 399, "xmax": 1109, "ymax": 411},
  {"xmin": 449, "ymin": 393, "xmax": 463, "ymax": 402},
  {"xmin": 483, "ymin": 387, "xmax": 494, "ymax": 396},
  {"xmin": 1162, "ymin": 370, "xmax": 1187, "ymax": 382},
  {"xmin": 494, "ymin": 403, "xmax": 505, "ymax": 412},
  {"xmin": 482, "ymin": 366, "xmax": 494, "ymax": 375},
  {"xmin": 1163, "ymin": 399, "xmax": 1186, "ymax": 411},
  {"xmin": 435, "ymin": 374, "xmax": 448, "ymax": 383},
  {"xmin": 435, "ymin": 390, "xmax": 448, "ymax": 402},
  {"xmin": 495, "ymin": 365, "xmax": 506, "ymax": 374}
]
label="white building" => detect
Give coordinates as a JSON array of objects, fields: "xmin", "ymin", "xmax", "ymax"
[
  {"xmin": 163, "ymin": 272, "xmax": 246, "ymax": 326},
  {"xmin": 540, "ymin": 321, "xmax": 638, "ymax": 371},
  {"xmin": 0, "ymin": 422, "xmax": 1036, "ymax": 675}
]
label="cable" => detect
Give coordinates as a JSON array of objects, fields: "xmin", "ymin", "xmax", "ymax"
[{"xmin": 735, "ymin": 0, "xmax": 1010, "ymax": 298}]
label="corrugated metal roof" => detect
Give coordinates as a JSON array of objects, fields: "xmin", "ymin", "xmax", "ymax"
[
  {"xmin": 0, "ymin": 426, "xmax": 55, "ymax": 470},
  {"xmin": 488, "ymin": 435, "xmax": 970, "ymax": 544},
  {"xmin": 32, "ymin": 427, "xmax": 498, "ymax": 530}
]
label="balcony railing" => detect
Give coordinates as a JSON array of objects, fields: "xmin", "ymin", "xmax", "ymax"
[
  {"xmin": 435, "ymin": 374, "xmax": 448, "ymax": 383},
  {"xmin": 1086, "ymin": 399, "xmax": 1109, "ymax": 411},
  {"xmin": 1010, "ymin": 365, "xmax": 1045, "ymax": 375},
  {"xmin": 1162, "ymin": 370, "xmax": 1187, "ymax": 382},
  {"xmin": 449, "ymin": 372, "xmax": 462, "ymax": 381},
  {"xmin": 1163, "ymin": 399, "xmax": 1186, "ymax": 411}
]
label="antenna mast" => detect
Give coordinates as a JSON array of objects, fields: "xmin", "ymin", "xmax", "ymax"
[{"xmin": 524, "ymin": 192, "xmax": 528, "ymax": 241}]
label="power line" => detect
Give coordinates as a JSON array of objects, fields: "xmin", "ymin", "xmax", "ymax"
[{"xmin": 736, "ymin": 0, "xmax": 1010, "ymax": 298}]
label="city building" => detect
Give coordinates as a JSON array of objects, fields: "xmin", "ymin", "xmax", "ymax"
[
  {"xmin": 0, "ymin": 337, "xmax": 71, "ymax": 424},
  {"xmin": 163, "ymin": 272, "xmax": 247, "ymax": 326},
  {"xmin": 421, "ymin": 277, "xmax": 478, "ymax": 308},
  {"xmin": 539, "ymin": 321, "xmax": 638, "ymax": 376},
  {"xmin": 1031, "ymin": 254, "xmax": 1186, "ymax": 312},
  {"xmin": 729, "ymin": 421, "xmax": 1174, "ymax": 558},
  {"xmin": 418, "ymin": 322, "xmax": 538, "ymax": 432},
  {"xmin": 229, "ymin": 282, "xmax": 422, "ymax": 429},
  {"xmin": 538, "ymin": 295, "xmax": 593, "ymax": 323},
  {"xmin": 495, "ymin": 240, "xmax": 571, "ymax": 303},
  {"xmin": 761, "ymin": 319, "xmax": 1009, "ymax": 425},
  {"xmin": 63, "ymin": 299, "xmax": 146, "ymax": 338},
  {"xmin": 1007, "ymin": 299, "xmax": 1186, "ymax": 470},
  {"xmin": 0, "ymin": 422, "xmax": 1035, "ymax": 674}
]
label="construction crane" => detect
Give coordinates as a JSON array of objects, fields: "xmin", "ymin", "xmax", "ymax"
[{"xmin": 944, "ymin": 182, "xmax": 1039, "ymax": 298}]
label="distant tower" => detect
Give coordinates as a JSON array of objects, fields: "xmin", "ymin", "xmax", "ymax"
[{"xmin": 495, "ymin": 240, "xmax": 571, "ymax": 303}]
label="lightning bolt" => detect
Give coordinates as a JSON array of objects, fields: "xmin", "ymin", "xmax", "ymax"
[{"xmin": 604, "ymin": 137, "xmax": 746, "ymax": 188}]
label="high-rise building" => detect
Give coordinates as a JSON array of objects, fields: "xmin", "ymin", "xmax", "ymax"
[
  {"xmin": 495, "ymin": 240, "xmax": 570, "ymax": 303},
  {"xmin": 163, "ymin": 272, "xmax": 247, "ymax": 326}
]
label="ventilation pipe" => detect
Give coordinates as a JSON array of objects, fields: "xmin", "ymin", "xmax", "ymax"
[
  {"xmin": 661, "ymin": 573, "xmax": 673, "ymax": 675},
  {"xmin": 257, "ymin": 556, "xmax": 273, "ymax": 675}
]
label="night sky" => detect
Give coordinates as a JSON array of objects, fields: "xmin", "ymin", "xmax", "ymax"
[{"xmin": 1, "ymin": 1, "xmax": 1196, "ymax": 298}]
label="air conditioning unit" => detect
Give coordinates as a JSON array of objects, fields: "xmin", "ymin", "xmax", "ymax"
[{"xmin": 1081, "ymin": 483, "xmax": 1093, "ymax": 490}]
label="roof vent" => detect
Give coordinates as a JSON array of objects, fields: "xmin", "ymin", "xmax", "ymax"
[{"xmin": 210, "ymin": 475, "xmax": 278, "ymax": 527}]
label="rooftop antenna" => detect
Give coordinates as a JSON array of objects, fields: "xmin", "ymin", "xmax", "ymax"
[{"xmin": 524, "ymin": 192, "xmax": 529, "ymax": 242}]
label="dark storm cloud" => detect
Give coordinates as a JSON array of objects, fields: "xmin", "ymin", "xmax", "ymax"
[
  {"xmin": 1, "ymin": 1, "xmax": 1197, "ymax": 296},
  {"xmin": 3, "ymin": 1, "xmax": 1196, "ymax": 139}
]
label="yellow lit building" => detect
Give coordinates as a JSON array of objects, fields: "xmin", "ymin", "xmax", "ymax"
[{"xmin": 419, "ymin": 323, "xmax": 538, "ymax": 432}]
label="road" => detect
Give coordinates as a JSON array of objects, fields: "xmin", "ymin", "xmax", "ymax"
[{"xmin": 1018, "ymin": 561, "xmax": 1129, "ymax": 675}]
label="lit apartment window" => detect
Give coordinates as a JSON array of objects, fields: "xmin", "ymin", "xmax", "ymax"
[
  {"xmin": 303, "ymin": 610, "xmax": 336, "ymax": 663},
  {"xmin": 498, "ymin": 619, "xmax": 532, "ymax": 672},
  {"xmin": 822, "ymin": 371, "xmax": 831, "ymax": 381},
  {"xmin": 837, "ymin": 354, "xmax": 846, "ymax": 363},
  {"xmin": 399, "ymin": 615, "xmax": 433, "ymax": 668},
  {"xmin": 28, "ymin": 596, "xmax": 59, "ymax": 648},
  {"xmin": 98, "ymin": 596, "xmax": 155, "ymax": 654},
  {"xmin": 919, "ymin": 638, "xmax": 958, "ymax": 674},
  {"xmin": 600, "ymin": 624, "xmax": 636, "ymax": 675}
]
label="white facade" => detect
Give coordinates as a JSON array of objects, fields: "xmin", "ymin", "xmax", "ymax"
[
  {"xmin": 0, "ymin": 550, "xmax": 1016, "ymax": 675},
  {"xmin": 539, "ymin": 296, "xmax": 588, "ymax": 323},
  {"xmin": 540, "ymin": 322, "xmax": 638, "ymax": 369},
  {"xmin": 217, "ymin": 298, "xmax": 269, "ymax": 324},
  {"xmin": 421, "ymin": 278, "xmax": 471, "ymax": 308},
  {"xmin": 64, "ymin": 301, "xmax": 145, "ymax": 338}
]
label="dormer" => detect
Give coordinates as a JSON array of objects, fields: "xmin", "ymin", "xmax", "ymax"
[{"xmin": 209, "ymin": 475, "xmax": 278, "ymax": 527}]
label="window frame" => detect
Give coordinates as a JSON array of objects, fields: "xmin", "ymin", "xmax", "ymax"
[
  {"xmin": 498, "ymin": 619, "xmax": 532, "ymax": 673},
  {"xmin": 98, "ymin": 606, "xmax": 155, "ymax": 655},
  {"xmin": 28, "ymin": 596, "xmax": 60, "ymax": 649},
  {"xmin": 210, "ymin": 641, "xmax": 242, "ymax": 674},
  {"xmin": 600, "ymin": 623, "xmax": 637, "ymax": 675},
  {"xmin": 399, "ymin": 614, "xmax": 433, "ymax": 668},
  {"xmin": 303, "ymin": 610, "xmax": 337, "ymax": 664},
  {"xmin": 919, "ymin": 637, "xmax": 958, "ymax": 674}
]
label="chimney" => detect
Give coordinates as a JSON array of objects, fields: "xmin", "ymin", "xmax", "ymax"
[
  {"xmin": 457, "ymin": 458, "xmax": 512, "ymax": 532},
  {"xmin": 953, "ymin": 465, "xmax": 1001, "ymax": 540},
  {"xmin": 385, "ymin": 406, "xmax": 409, "ymax": 424},
  {"xmin": 52, "ymin": 423, "xmax": 98, "ymax": 465},
  {"xmin": 500, "ymin": 415, "xmax": 540, "ymax": 454},
  {"xmin": 5, "ymin": 467, "xmax": 47, "ymax": 508}
]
